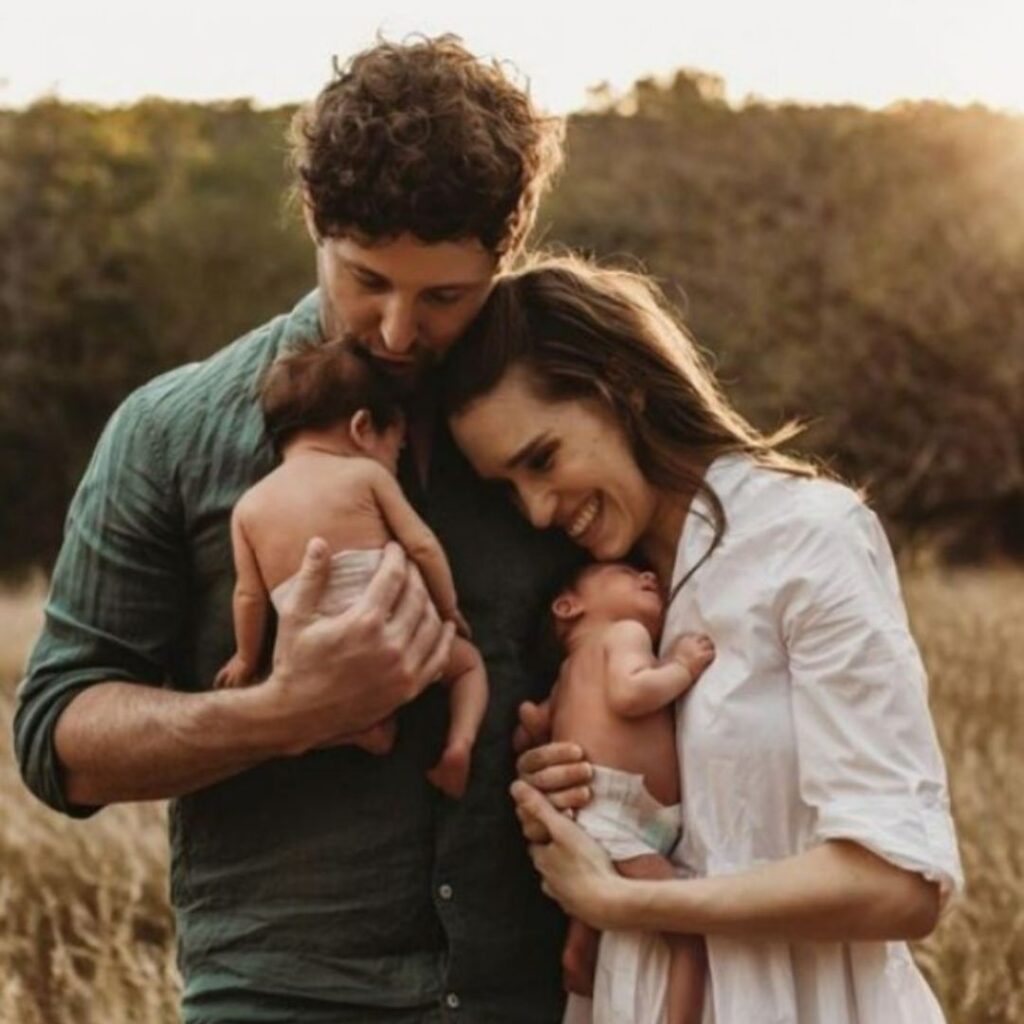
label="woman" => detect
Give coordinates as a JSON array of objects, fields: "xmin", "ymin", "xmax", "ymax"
[{"xmin": 442, "ymin": 255, "xmax": 962, "ymax": 1023}]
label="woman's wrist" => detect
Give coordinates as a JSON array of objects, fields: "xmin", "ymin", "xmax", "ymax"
[{"xmin": 602, "ymin": 873, "xmax": 649, "ymax": 930}]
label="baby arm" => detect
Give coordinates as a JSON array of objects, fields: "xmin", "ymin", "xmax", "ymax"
[
  {"xmin": 215, "ymin": 507, "xmax": 270, "ymax": 689},
  {"xmin": 369, "ymin": 466, "xmax": 469, "ymax": 634},
  {"xmin": 604, "ymin": 622, "xmax": 715, "ymax": 719},
  {"xmin": 426, "ymin": 636, "xmax": 488, "ymax": 799}
]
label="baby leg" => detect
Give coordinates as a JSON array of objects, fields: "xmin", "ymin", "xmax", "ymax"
[
  {"xmin": 616, "ymin": 854, "xmax": 706, "ymax": 1024},
  {"xmin": 344, "ymin": 718, "xmax": 397, "ymax": 756},
  {"xmin": 561, "ymin": 918, "xmax": 600, "ymax": 996},
  {"xmin": 427, "ymin": 637, "xmax": 488, "ymax": 799}
]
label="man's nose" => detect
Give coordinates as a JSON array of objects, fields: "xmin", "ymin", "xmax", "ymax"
[{"xmin": 379, "ymin": 296, "xmax": 418, "ymax": 355}]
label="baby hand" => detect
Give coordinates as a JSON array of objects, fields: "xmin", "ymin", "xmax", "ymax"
[
  {"xmin": 668, "ymin": 633, "xmax": 715, "ymax": 684},
  {"xmin": 213, "ymin": 653, "xmax": 254, "ymax": 689}
]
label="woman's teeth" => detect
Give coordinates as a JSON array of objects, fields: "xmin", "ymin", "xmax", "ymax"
[{"xmin": 568, "ymin": 495, "xmax": 600, "ymax": 539}]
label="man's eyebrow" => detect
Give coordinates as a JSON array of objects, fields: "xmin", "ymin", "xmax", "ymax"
[
  {"xmin": 506, "ymin": 434, "xmax": 549, "ymax": 470},
  {"xmin": 344, "ymin": 257, "xmax": 390, "ymax": 282}
]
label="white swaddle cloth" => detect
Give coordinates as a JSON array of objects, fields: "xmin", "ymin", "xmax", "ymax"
[
  {"xmin": 564, "ymin": 767, "xmax": 682, "ymax": 1024},
  {"xmin": 271, "ymin": 548, "xmax": 384, "ymax": 615}
]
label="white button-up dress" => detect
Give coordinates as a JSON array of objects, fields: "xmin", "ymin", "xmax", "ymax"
[{"xmin": 657, "ymin": 454, "xmax": 963, "ymax": 1023}]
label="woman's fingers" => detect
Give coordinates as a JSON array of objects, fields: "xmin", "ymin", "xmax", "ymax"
[
  {"xmin": 515, "ymin": 804, "xmax": 551, "ymax": 843},
  {"xmin": 511, "ymin": 780, "xmax": 578, "ymax": 844}
]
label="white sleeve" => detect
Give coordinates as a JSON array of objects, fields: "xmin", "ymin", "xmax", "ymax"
[{"xmin": 778, "ymin": 496, "xmax": 963, "ymax": 905}]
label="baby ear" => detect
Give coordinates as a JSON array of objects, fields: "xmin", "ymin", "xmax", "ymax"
[
  {"xmin": 349, "ymin": 409, "xmax": 374, "ymax": 451},
  {"xmin": 551, "ymin": 592, "xmax": 583, "ymax": 623}
]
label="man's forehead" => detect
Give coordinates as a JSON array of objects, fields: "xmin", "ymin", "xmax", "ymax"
[{"xmin": 327, "ymin": 232, "xmax": 497, "ymax": 285}]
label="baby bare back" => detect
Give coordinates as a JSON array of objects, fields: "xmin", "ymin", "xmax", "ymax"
[
  {"xmin": 550, "ymin": 628, "xmax": 680, "ymax": 808},
  {"xmin": 236, "ymin": 453, "xmax": 393, "ymax": 591}
]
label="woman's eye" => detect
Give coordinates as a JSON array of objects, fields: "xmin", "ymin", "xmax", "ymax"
[
  {"xmin": 426, "ymin": 290, "xmax": 463, "ymax": 306},
  {"xmin": 527, "ymin": 448, "xmax": 554, "ymax": 472}
]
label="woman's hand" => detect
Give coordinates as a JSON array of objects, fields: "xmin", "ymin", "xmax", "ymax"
[
  {"xmin": 513, "ymin": 701, "xmax": 593, "ymax": 840},
  {"xmin": 512, "ymin": 780, "xmax": 625, "ymax": 930}
]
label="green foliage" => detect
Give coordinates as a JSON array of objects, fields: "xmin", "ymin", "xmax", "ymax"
[
  {"xmin": 1, "ymin": 80, "xmax": 1023, "ymax": 572},
  {"xmin": 541, "ymin": 82, "xmax": 1024, "ymax": 557}
]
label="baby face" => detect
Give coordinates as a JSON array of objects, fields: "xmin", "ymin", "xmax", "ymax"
[{"xmin": 570, "ymin": 562, "xmax": 664, "ymax": 633}]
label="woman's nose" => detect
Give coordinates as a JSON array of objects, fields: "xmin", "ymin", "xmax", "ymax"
[{"xmin": 517, "ymin": 485, "xmax": 556, "ymax": 529}]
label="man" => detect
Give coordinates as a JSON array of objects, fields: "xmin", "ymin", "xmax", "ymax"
[{"xmin": 15, "ymin": 35, "xmax": 586, "ymax": 1023}]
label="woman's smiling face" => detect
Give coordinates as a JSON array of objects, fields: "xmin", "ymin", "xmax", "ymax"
[{"xmin": 450, "ymin": 365, "xmax": 659, "ymax": 560}]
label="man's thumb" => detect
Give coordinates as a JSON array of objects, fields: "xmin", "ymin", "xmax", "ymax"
[{"xmin": 286, "ymin": 537, "xmax": 331, "ymax": 618}]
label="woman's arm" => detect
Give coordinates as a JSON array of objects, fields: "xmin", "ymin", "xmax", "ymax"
[{"xmin": 514, "ymin": 781, "xmax": 941, "ymax": 943}]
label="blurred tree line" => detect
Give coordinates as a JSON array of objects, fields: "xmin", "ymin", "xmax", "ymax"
[{"xmin": 1, "ymin": 73, "xmax": 1023, "ymax": 575}]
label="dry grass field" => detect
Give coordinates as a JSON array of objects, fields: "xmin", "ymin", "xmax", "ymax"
[{"xmin": 1, "ymin": 567, "xmax": 1022, "ymax": 1023}]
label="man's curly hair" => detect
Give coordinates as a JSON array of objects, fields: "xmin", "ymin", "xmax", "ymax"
[{"xmin": 289, "ymin": 35, "xmax": 564, "ymax": 259}]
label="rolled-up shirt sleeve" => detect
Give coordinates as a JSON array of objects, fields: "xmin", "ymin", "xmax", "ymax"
[
  {"xmin": 779, "ymin": 497, "xmax": 964, "ymax": 904},
  {"xmin": 14, "ymin": 388, "xmax": 185, "ymax": 817}
]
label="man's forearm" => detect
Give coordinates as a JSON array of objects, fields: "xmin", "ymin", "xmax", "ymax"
[{"xmin": 54, "ymin": 681, "xmax": 286, "ymax": 806}]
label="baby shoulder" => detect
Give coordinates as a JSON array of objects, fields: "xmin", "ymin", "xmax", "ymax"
[{"xmin": 602, "ymin": 619, "xmax": 654, "ymax": 655}]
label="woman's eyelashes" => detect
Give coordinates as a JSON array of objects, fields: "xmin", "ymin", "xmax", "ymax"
[{"xmin": 526, "ymin": 442, "xmax": 557, "ymax": 473}]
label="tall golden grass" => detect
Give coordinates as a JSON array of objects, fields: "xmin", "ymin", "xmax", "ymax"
[{"xmin": 1, "ymin": 568, "xmax": 1021, "ymax": 1023}]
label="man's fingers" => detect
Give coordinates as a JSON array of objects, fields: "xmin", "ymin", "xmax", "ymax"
[
  {"xmin": 413, "ymin": 621, "xmax": 456, "ymax": 690},
  {"xmin": 385, "ymin": 560, "xmax": 432, "ymax": 641},
  {"xmin": 516, "ymin": 741, "xmax": 585, "ymax": 780},
  {"xmin": 517, "ymin": 700, "xmax": 551, "ymax": 747},
  {"xmin": 358, "ymin": 542, "xmax": 410, "ymax": 619},
  {"xmin": 284, "ymin": 537, "xmax": 331, "ymax": 619},
  {"xmin": 548, "ymin": 785, "xmax": 592, "ymax": 813}
]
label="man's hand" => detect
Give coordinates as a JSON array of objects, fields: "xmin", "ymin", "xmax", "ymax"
[
  {"xmin": 252, "ymin": 538, "xmax": 455, "ymax": 756},
  {"xmin": 513, "ymin": 700, "xmax": 593, "ymax": 842}
]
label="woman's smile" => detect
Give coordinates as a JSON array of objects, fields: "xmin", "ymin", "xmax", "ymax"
[{"xmin": 450, "ymin": 366, "xmax": 660, "ymax": 560}]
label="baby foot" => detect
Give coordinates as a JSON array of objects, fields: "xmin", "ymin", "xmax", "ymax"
[
  {"xmin": 426, "ymin": 739, "xmax": 472, "ymax": 799},
  {"xmin": 348, "ymin": 719, "xmax": 397, "ymax": 756},
  {"xmin": 669, "ymin": 633, "xmax": 716, "ymax": 681}
]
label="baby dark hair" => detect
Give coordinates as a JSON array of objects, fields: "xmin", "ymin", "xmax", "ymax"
[
  {"xmin": 261, "ymin": 340, "xmax": 403, "ymax": 450},
  {"xmin": 531, "ymin": 560, "xmax": 594, "ymax": 685}
]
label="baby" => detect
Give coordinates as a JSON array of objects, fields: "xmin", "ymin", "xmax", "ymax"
[
  {"xmin": 215, "ymin": 339, "xmax": 487, "ymax": 799},
  {"xmin": 544, "ymin": 561, "xmax": 714, "ymax": 1024}
]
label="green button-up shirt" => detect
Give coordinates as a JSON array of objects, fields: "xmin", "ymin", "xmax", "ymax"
[{"xmin": 15, "ymin": 291, "xmax": 585, "ymax": 1023}]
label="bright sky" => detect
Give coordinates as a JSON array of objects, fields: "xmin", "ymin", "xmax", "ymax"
[{"xmin": 2, "ymin": 0, "xmax": 1023, "ymax": 114}]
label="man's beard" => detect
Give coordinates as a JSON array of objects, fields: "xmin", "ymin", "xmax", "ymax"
[{"xmin": 334, "ymin": 332, "xmax": 438, "ymax": 398}]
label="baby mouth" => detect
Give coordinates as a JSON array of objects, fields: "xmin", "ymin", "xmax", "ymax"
[{"xmin": 567, "ymin": 495, "xmax": 601, "ymax": 539}]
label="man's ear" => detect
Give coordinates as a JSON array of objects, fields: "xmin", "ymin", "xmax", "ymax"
[
  {"xmin": 349, "ymin": 409, "xmax": 374, "ymax": 451},
  {"xmin": 551, "ymin": 591, "xmax": 583, "ymax": 624}
]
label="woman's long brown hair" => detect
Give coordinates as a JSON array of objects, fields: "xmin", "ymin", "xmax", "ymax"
[{"xmin": 443, "ymin": 253, "xmax": 819, "ymax": 595}]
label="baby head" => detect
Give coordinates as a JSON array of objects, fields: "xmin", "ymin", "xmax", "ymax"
[
  {"xmin": 261, "ymin": 339, "xmax": 405, "ymax": 472},
  {"xmin": 548, "ymin": 561, "xmax": 664, "ymax": 655}
]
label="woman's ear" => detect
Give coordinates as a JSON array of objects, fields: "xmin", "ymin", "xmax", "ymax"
[{"xmin": 349, "ymin": 409, "xmax": 374, "ymax": 452}]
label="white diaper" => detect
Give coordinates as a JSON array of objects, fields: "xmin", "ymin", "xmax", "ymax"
[
  {"xmin": 564, "ymin": 767, "xmax": 682, "ymax": 1024},
  {"xmin": 575, "ymin": 765, "xmax": 681, "ymax": 862},
  {"xmin": 270, "ymin": 549, "xmax": 384, "ymax": 615}
]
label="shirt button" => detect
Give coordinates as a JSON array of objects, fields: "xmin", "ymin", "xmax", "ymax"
[
  {"xmin": 438, "ymin": 883, "xmax": 454, "ymax": 901},
  {"xmin": 445, "ymin": 992, "xmax": 461, "ymax": 1010}
]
